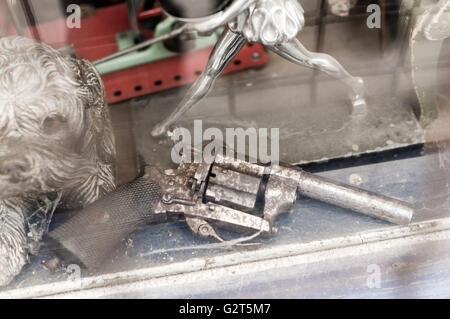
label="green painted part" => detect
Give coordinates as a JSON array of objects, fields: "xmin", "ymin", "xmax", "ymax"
[{"xmin": 96, "ymin": 18, "xmax": 222, "ymax": 75}]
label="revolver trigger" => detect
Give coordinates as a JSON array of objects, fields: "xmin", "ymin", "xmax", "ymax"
[{"xmin": 185, "ymin": 217, "xmax": 224, "ymax": 242}]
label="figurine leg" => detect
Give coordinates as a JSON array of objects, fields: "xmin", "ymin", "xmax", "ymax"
[
  {"xmin": 152, "ymin": 29, "xmax": 247, "ymax": 137},
  {"xmin": 270, "ymin": 38, "xmax": 367, "ymax": 112}
]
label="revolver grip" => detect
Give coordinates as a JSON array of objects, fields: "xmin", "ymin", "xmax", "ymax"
[{"xmin": 46, "ymin": 176, "xmax": 163, "ymax": 270}]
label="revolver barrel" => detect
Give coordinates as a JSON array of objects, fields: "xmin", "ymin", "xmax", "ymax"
[{"xmin": 295, "ymin": 170, "xmax": 414, "ymax": 225}]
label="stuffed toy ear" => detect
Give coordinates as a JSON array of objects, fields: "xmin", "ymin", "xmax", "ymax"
[{"xmin": 71, "ymin": 57, "xmax": 116, "ymax": 199}]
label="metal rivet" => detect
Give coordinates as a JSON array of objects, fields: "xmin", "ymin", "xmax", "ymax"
[
  {"xmin": 162, "ymin": 194, "xmax": 172, "ymax": 203},
  {"xmin": 199, "ymin": 225, "xmax": 210, "ymax": 234}
]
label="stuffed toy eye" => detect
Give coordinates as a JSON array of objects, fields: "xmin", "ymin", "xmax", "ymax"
[{"xmin": 42, "ymin": 114, "xmax": 67, "ymax": 134}]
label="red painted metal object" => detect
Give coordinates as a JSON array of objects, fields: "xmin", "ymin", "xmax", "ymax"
[
  {"xmin": 138, "ymin": 7, "xmax": 164, "ymax": 20},
  {"xmin": 103, "ymin": 43, "xmax": 268, "ymax": 103},
  {"xmin": 0, "ymin": 2, "xmax": 269, "ymax": 104}
]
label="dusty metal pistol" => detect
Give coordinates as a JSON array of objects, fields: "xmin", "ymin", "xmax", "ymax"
[{"xmin": 47, "ymin": 152, "xmax": 413, "ymax": 269}]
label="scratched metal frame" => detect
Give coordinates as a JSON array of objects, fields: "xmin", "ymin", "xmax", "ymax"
[{"xmin": 2, "ymin": 147, "xmax": 450, "ymax": 298}]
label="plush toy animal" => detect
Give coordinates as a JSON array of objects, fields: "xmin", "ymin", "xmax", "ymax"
[{"xmin": 0, "ymin": 36, "xmax": 116, "ymax": 286}]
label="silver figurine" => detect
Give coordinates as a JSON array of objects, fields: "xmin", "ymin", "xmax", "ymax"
[{"xmin": 151, "ymin": 0, "xmax": 366, "ymax": 136}]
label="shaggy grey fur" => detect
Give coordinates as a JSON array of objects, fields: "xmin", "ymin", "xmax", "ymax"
[{"xmin": 0, "ymin": 36, "xmax": 116, "ymax": 286}]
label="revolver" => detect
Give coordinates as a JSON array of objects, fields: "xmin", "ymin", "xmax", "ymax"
[{"xmin": 47, "ymin": 152, "xmax": 413, "ymax": 269}]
